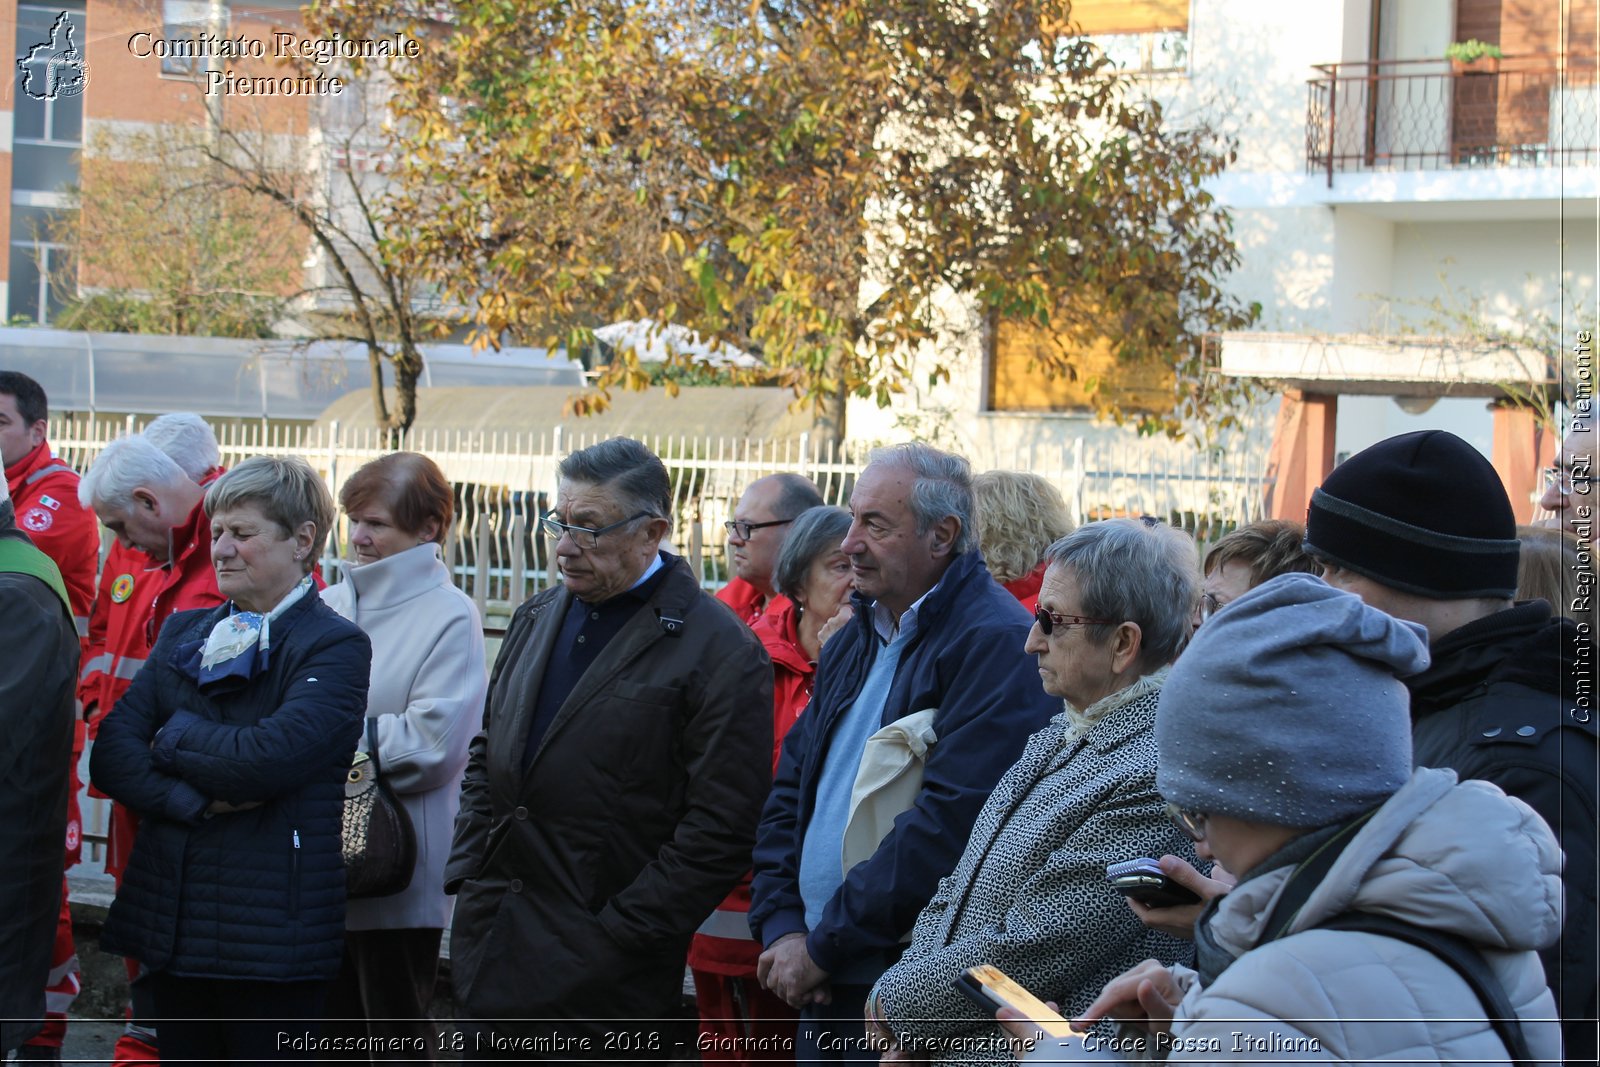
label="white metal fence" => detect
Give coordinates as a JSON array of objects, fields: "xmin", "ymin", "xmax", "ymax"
[{"xmin": 50, "ymin": 416, "xmax": 1271, "ymax": 619}]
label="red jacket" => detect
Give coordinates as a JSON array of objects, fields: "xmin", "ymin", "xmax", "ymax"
[
  {"xmin": 688, "ymin": 600, "xmax": 813, "ymax": 976},
  {"xmin": 715, "ymin": 575, "xmax": 790, "ymax": 626},
  {"xmin": 144, "ymin": 496, "xmax": 225, "ymax": 649},
  {"xmin": 79, "ymin": 541, "xmax": 162, "ymax": 737},
  {"xmin": 79, "ymin": 471, "xmax": 225, "ymax": 735},
  {"xmin": 6, "ymin": 440, "xmax": 98, "ymax": 641},
  {"xmin": 1002, "ymin": 560, "xmax": 1048, "ymax": 614}
]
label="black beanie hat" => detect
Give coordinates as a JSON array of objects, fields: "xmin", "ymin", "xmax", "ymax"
[{"xmin": 1304, "ymin": 430, "xmax": 1520, "ymax": 599}]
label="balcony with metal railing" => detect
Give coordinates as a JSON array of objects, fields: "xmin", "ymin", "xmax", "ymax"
[{"xmin": 1306, "ymin": 55, "xmax": 1598, "ymax": 187}]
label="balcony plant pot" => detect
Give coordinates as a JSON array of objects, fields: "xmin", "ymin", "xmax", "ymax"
[{"xmin": 1450, "ymin": 55, "xmax": 1500, "ymax": 75}]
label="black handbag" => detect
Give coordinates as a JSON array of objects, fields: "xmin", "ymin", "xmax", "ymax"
[{"xmin": 342, "ymin": 717, "xmax": 417, "ymax": 898}]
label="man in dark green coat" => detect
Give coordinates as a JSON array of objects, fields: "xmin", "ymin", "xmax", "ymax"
[{"xmin": 0, "ymin": 475, "xmax": 77, "ymax": 1056}]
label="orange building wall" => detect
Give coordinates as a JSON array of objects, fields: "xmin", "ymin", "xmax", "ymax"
[
  {"xmin": 2, "ymin": 3, "xmax": 18, "ymax": 283},
  {"xmin": 86, "ymin": 0, "xmax": 313, "ymax": 133}
]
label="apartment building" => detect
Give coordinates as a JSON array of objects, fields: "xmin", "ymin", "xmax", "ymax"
[
  {"xmin": 845, "ymin": 0, "xmax": 1598, "ymax": 520},
  {"xmin": 2, "ymin": 0, "xmax": 321, "ymax": 325}
]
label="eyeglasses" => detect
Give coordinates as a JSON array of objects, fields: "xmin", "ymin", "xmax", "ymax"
[
  {"xmin": 540, "ymin": 510, "xmax": 651, "ymax": 549},
  {"xmin": 1166, "ymin": 802, "xmax": 1208, "ymax": 843},
  {"xmin": 724, "ymin": 518, "xmax": 795, "ymax": 540},
  {"xmin": 1198, "ymin": 591, "xmax": 1229, "ymax": 624},
  {"xmin": 1542, "ymin": 466, "xmax": 1577, "ymax": 497},
  {"xmin": 1032, "ymin": 606, "xmax": 1115, "ymax": 635}
]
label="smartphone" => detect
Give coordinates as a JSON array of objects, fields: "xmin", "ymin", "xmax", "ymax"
[
  {"xmin": 1106, "ymin": 857, "xmax": 1202, "ymax": 908},
  {"xmin": 952, "ymin": 964, "xmax": 1080, "ymax": 1039}
]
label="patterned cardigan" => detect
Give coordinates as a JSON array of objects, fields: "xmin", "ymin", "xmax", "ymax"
[{"xmin": 871, "ymin": 673, "xmax": 1198, "ymax": 1065}]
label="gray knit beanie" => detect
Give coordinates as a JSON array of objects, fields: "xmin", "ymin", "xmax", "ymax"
[{"xmin": 1157, "ymin": 572, "xmax": 1430, "ymax": 828}]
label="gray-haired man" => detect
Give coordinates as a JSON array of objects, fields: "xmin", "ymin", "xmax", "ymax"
[
  {"xmin": 446, "ymin": 437, "xmax": 773, "ymax": 1056},
  {"xmin": 748, "ymin": 443, "xmax": 1059, "ymax": 1063}
]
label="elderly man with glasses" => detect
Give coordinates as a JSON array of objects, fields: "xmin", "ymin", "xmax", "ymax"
[
  {"xmin": 718, "ymin": 474, "xmax": 825, "ymax": 625},
  {"xmin": 445, "ymin": 437, "xmax": 774, "ymax": 1057}
]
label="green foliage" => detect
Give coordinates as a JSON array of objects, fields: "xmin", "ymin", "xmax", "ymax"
[
  {"xmin": 47, "ymin": 135, "xmax": 297, "ymax": 339},
  {"xmin": 320, "ymin": 0, "xmax": 1259, "ymax": 442},
  {"xmin": 1445, "ymin": 39, "xmax": 1503, "ymax": 63},
  {"xmin": 54, "ymin": 292, "xmax": 279, "ymax": 338}
]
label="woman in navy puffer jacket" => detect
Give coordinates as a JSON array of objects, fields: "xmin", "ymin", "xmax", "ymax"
[{"xmin": 91, "ymin": 456, "xmax": 370, "ymax": 1064}]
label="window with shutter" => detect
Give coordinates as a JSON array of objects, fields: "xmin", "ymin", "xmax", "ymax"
[
  {"xmin": 984, "ymin": 312, "xmax": 1176, "ymax": 415},
  {"xmin": 1069, "ymin": 0, "xmax": 1191, "ymax": 74}
]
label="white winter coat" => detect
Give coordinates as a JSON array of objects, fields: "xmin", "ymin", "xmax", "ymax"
[
  {"xmin": 323, "ymin": 542, "xmax": 487, "ymax": 930},
  {"xmin": 1026, "ymin": 767, "xmax": 1563, "ymax": 1064}
]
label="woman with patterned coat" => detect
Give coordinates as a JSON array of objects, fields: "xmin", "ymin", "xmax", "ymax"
[
  {"xmin": 867, "ymin": 519, "xmax": 1200, "ymax": 1064},
  {"xmin": 1009, "ymin": 575, "xmax": 1562, "ymax": 1065}
]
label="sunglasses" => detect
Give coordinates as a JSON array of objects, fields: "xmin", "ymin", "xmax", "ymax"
[{"xmin": 1032, "ymin": 606, "xmax": 1115, "ymax": 635}]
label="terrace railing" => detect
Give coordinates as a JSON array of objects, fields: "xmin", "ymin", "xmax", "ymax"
[{"xmin": 1306, "ymin": 54, "xmax": 1598, "ymax": 185}]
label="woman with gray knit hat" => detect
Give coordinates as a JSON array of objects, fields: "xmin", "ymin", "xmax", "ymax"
[{"xmin": 1007, "ymin": 573, "xmax": 1564, "ymax": 1064}]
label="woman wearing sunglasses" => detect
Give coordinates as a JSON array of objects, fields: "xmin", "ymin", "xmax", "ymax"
[
  {"xmin": 1004, "ymin": 574, "xmax": 1561, "ymax": 1064},
  {"xmin": 864, "ymin": 519, "xmax": 1203, "ymax": 1064}
]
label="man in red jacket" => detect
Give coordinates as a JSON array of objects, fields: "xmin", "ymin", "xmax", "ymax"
[
  {"xmin": 79, "ymin": 415, "xmax": 224, "ymax": 741},
  {"xmin": 79, "ymin": 428, "xmax": 223, "ymax": 1067},
  {"xmin": 716, "ymin": 474, "xmax": 824, "ymax": 624},
  {"xmin": 2, "ymin": 372, "xmax": 100, "ymax": 1064},
  {"xmin": 1, "ymin": 373, "xmax": 97, "ymax": 638}
]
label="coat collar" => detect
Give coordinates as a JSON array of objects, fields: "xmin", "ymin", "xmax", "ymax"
[
  {"xmin": 166, "ymin": 585, "xmax": 324, "ymax": 693},
  {"xmin": 3, "ymin": 439, "xmax": 53, "ymax": 493},
  {"xmin": 754, "ymin": 599, "xmax": 812, "ymax": 675},
  {"xmin": 334, "ymin": 543, "xmax": 449, "ymax": 611},
  {"xmin": 847, "ymin": 548, "xmax": 990, "ymax": 643},
  {"xmin": 510, "ymin": 553, "xmax": 701, "ymax": 779}
]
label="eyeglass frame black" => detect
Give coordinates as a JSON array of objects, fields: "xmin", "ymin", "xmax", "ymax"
[
  {"xmin": 540, "ymin": 510, "xmax": 653, "ymax": 548},
  {"xmin": 724, "ymin": 517, "xmax": 795, "ymax": 540},
  {"xmin": 1032, "ymin": 606, "xmax": 1115, "ymax": 635},
  {"xmin": 1198, "ymin": 591, "xmax": 1225, "ymax": 623},
  {"xmin": 1165, "ymin": 802, "xmax": 1207, "ymax": 843}
]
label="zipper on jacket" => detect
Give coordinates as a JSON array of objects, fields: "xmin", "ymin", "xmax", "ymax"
[{"xmin": 290, "ymin": 830, "xmax": 301, "ymax": 918}]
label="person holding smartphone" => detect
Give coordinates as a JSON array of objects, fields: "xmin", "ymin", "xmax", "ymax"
[
  {"xmin": 863, "ymin": 520, "xmax": 1202, "ymax": 1064},
  {"xmin": 1003, "ymin": 575, "xmax": 1563, "ymax": 1065}
]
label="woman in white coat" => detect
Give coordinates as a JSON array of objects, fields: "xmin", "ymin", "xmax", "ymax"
[
  {"xmin": 1004, "ymin": 575, "xmax": 1563, "ymax": 1065},
  {"xmin": 321, "ymin": 453, "xmax": 487, "ymax": 1061}
]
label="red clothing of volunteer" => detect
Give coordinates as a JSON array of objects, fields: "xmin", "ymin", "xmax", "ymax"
[
  {"xmin": 6, "ymin": 440, "xmax": 97, "ymax": 638},
  {"xmin": 79, "ymin": 540, "xmax": 159, "ymax": 739},
  {"xmin": 688, "ymin": 600, "xmax": 812, "ymax": 1064},
  {"xmin": 715, "ymin": 575, "xmax": 789, "ymax": 627},
  {"xmin": 1001, "ymin": 560, "xmax": 1048, "ymax": 614},
  {"xmin": 79, "ymin": 467, "xmax": 225, "ymax": 739}
]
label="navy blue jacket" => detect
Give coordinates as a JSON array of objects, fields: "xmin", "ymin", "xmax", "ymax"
[
  {"xmin": 748, "ymin": 549, "xmax": 1059, "ymax": 976},
  {"xmin": 90, "ymin": 591, "xmax": 370, "ymax": 981}
]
